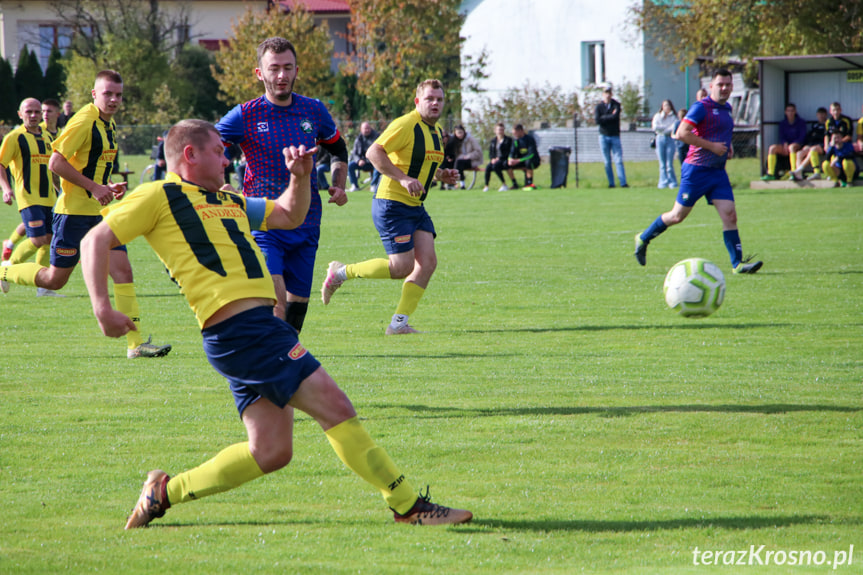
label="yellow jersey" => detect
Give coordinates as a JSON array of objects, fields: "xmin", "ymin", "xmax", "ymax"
[
  {"xmin": 373, "ymin": 109, "xmax": 445, "ymax": 206},
  {"xmin": 105, "ymin": 173, "xmax": 277, "ymax": 328},
  {"xmin": 0, "ymin": 125, "xmax": 56, "ymax": 210},
  {"xmin": 52, "ymin": 103, "xmax": 119, "ymax": 216}
]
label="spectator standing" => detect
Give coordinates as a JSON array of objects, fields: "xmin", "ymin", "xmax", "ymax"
[
  {"xmin": 761, "ymin": 103, "xmax": 807, "ymax": 180},
  {"xmin": 450, "ymin": 125, "xmax": 482, "ymax": 189},
  {"xmin": 651, "ymin": 99, "xmax": 678, "ymax": 189},
  {"xmin": 595, "ymin": 86, "xmax": 628, "ymax": 188},
  {"xmin": 483, "ymin": 122, "xmax": 517, "ymax": 191},
  {"xmin": 671, "ymin": 108, "xmax": 689, "ymax": 165},
  {"xmin": 347, "ymin": 122, "xmax": 379, "ymax": 192},
  {"xmin": 56, "ymin": 100, "xmax": 74, "ymax": 129},
  {"xmin": 152, "ymin": 133, "xmax": 167, "ymax": 181},
  {"xmin": 508, "ymin": 124, "xmax": 540, "ymax": 189}
]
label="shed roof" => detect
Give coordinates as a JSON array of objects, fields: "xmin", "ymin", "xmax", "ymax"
[
  {"xmin": 755, "ymin": 53, "xmax": 863, "ymax": 72},
  {"xmin": 277, "ymin": 0, "xmax": 349, "ymax": 13}
]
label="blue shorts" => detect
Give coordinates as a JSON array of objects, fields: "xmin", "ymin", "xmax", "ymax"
[
  {"xmin": 252, "ymin": 227, "xmax": 320, "ymax": 298},
  {"xmin": 676, "ymin": 163, "xmax": 734, "ymax": 208},
  {"xmin": 51, "ymin": 213, "xmax": 126, "ymax": 268},
  {"xmin": 371, "ymin": 198, "xmax": 436, "ymax": 255},
  {"xmin": 20, "ymin": 205, "xmax": 54, "ymax": 238},
  {"xmin": 202, "ymin": 306, "xmax": 322, "ymax": 416}
]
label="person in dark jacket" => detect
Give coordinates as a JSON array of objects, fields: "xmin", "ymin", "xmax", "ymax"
[
  {"xmin": 347, "ymin": 122, "xmax": 380, "ymax": 191},
  {"xmin": 595, "ymin": 86, "xmax": 628, "ymax": 188},
  {"xmin": 483, "ymin": 122, "xmax": 517, "ymax": 191}
]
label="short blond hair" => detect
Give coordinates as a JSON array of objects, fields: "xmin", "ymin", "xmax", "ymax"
[
  {"xmin": 416, "ymin": 79, "xmax": 443, "ymax": 98},
  {"xmin": 165, "ymin": 119, "xmax": 219, "ymax": 167}
]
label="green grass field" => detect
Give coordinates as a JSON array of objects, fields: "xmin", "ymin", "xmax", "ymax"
[{"xmin": 1, "ymin": 158, "xmax": 860, "ymax": 574}]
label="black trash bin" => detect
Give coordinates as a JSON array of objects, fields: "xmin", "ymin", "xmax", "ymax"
[{"xmin": 549, "ymin": 146, "xmax": 571, "ymax": 188}]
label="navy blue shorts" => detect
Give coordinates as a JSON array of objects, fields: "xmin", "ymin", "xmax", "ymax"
[
  {"xmin": 371, "ymin": 199, "xmax": 436, "ymax": 255},
  {"xmin": 676, "ymin": 163, "xmax": 734, "ymax": 208},
  {"xmin": 202, "ymin": 306, "xmax": 322, "ymax": 417},
  {"xmin": 51, "ymin": 213, "xmax": 126, "ymax": 268},
  {"xmin": 252, "ymin": 227, "xmax": 320, "ymax": 298},
  {"xmin": 20, "ymin": 205, "xmax": 54, "ymax": 238}
]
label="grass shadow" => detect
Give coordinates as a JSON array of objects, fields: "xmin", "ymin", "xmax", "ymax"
[
  {"xmin": 466, "ymin": 514, "xmax": 855, "ymax": 533},
  {"xmin": 369, "ymin": 403, "xmax": 863, "ymax": 419}
]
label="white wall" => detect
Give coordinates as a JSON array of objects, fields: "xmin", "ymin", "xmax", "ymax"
[{"xmin": 460, "ymin": 0, "xmax": 644, "ymax": 110}]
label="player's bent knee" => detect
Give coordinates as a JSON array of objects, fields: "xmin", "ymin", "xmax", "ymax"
[
  {"xmin": 251, "ymin": 443, "xmax": 293, "ymax": 474},
  {"xmin": 388, "ymin": 259, "xmax": 414, "ymax": 279}
]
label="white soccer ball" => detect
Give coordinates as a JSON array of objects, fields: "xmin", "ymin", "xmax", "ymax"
[{"xmin": 663, "ymin": 258, "xmax": 725, "ymax": 318}]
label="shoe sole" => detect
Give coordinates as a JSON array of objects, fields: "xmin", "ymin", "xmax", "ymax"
[
  {"xmin": 321, "ymin": 261, "xmax": 343, "ymax": 305},
  {"xmin": 734, "ymin": 261, "xmax": 763, "ymax": 275},
  {"xmin": 634, "ymin": 234, "xmax": 647, "ymax": 266},
  {"xmin": 128, "ymin": 345, "xmax": 172, "ymax": 359},
  {"xmin": 385, "ymin": 325, "xmax": 421, "ymax": 335}
]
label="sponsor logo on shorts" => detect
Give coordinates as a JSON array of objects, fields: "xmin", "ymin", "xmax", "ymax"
[
  {"xmin": 394, "ymin": 234, "xmax": 411, "ymax": 244},
  {"xmin": 55, "ymin": 247, "xmax": 77, "ymax": 257},
  {"xmin": 28, "ymin": 220, "xmax": 44, "ymax": 228},
  {"xmin": 288, "ymin": 342, "xmax": 307, "ymax": 360}
]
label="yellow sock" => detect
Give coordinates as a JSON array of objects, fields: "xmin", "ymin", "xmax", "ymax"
[
  {"xmin": 9, "ymin": 229, "xmax": 24, "ymax": 244},
  {"xmin": 767, "ymin": 154, "xmax": 777, "ymax": 175},
  {"xmin": 842, "ymin": 159, "xmax": 856, "ymax": 182},
  {"xmin": 789, "ymin": 153, "xmax": 797, "ymax": 172},
  {"xmin": 35, "ymin": 245, "xmax": 50, "ymax": 268},
  {"xmin": 0, "ymin": 262, "xmax": 42, "ymax": 287},
  {"xmin": 811, "ymin": 151, "xmax": 821, "ymax": 172},
  {"xmin": 395, "ymin": 281, "xmax": 425, "ymax": 317},
  {"xmin": 345, "ymin": 259, "xmax": 391, "ymax": 279},
  {"xmin": 166, "ymin": 442, "xmax": 264, "ymax": 505},
  {"xmin": 822, "ymin": 162, "xmax": 837, "ymax": 180},
  {"xmin": 10, "ymin": 238, "xmax": 38, "ymax": 264},
  {"xmin": 113, "ymin": 283, "xmax": 143, "ymax": 349},
  {"xmin": 325, "ymin": 416, "xmax": 417, "ymax": 514}
]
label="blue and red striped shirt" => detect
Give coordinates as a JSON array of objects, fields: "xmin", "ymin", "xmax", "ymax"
[
  {"xmin": 216, "ymin": 94, "xmax": 340, "ymax": 229},
  {"xmin": 682, "ymin": 97, "xmax": 734, "ymax": 169}
]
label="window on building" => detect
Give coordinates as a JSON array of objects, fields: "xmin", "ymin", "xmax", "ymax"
[
  {"xmin": 37, "ymin": 24, "xmax": 74, "ymax": 70},
  {"xmin": 581, "ymin": 41, "xmax": 606, "ymax": 86}
]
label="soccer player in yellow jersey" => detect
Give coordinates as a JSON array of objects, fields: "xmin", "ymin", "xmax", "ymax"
[
  {"xmin": 0, "ymin": 70, "xmax": 171, "ymax": 358},
  {"xmin": 320, "ymin": 79, "xmax": 460, "ymax": 334},
  {"xmin": 2, "ymin": 98, "xmax": 64, "ymax": 264},
  {"xmin": 80, "ymin": 119, "xmax": 471, "ymax": 528},
  {"xmin": 0, "ymin": 98, "xmax": 62, "ymax": 296}
]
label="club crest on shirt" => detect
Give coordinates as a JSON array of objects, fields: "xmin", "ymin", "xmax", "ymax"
[
  {"xmin": 300, "ymin": 119, "xmax": 313, "ymax": 133},
  {"xmin": 257, "ymin": 122, "xmax": 269, "ymax": 133},
  {"xmin": 288, "ymin": 342, "xmax": 308, "ymax": 360}
]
